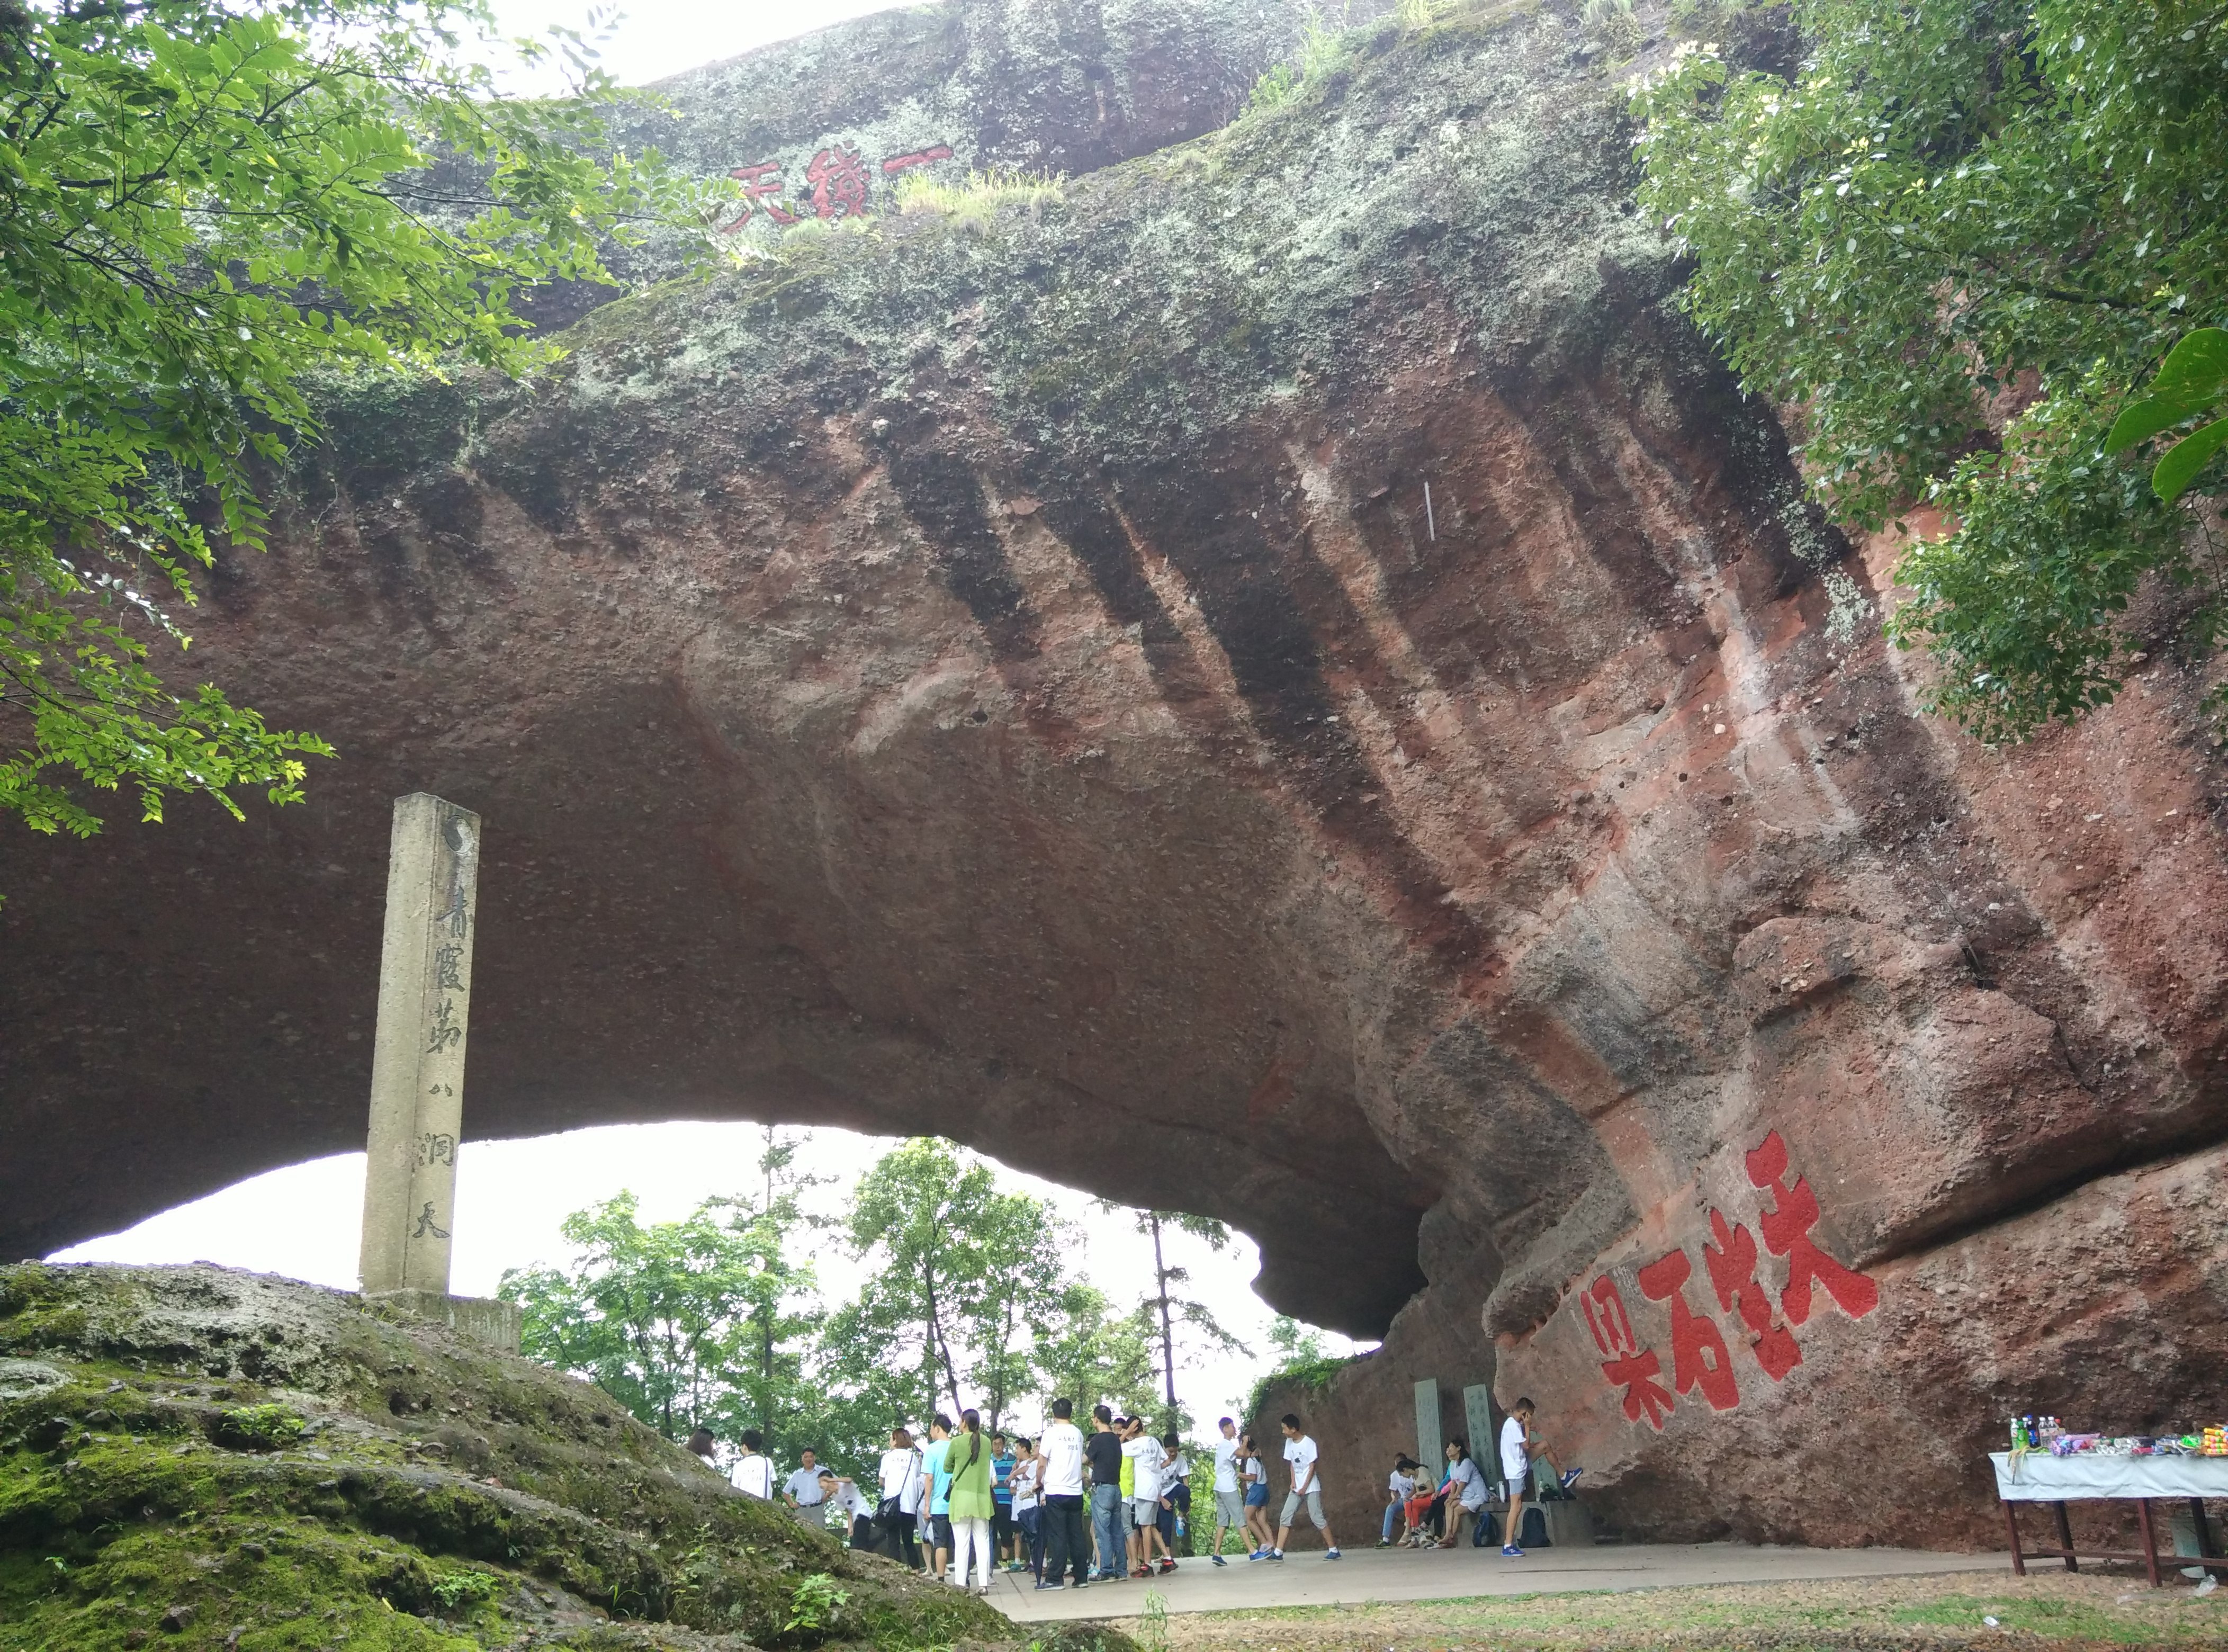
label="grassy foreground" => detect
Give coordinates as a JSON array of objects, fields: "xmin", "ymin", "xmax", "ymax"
[{"xmin": 1100, "ymin": 1572, "xmax": 2228, "ymax": 1650}]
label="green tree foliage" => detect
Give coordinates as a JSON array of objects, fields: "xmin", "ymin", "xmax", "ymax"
[
  {"xmin": 1240, "ymin": 1316, "xmax": 1351, "ymax": 1426},
  {"xmin": 502, "ymin": 1135, "xmax": 1327, "ymax": 1479},
  {"xmin": 1098, "ymin": 1205, "xmax": 1250, "ymax": 1431},
  {"xmin": 1033, "ymin": 1280, "xmax": 1159, "ymax": 1425},
  {"xmin": 498, "ymin": 1185, "xmax": 818, "ymax": 1444},
  {"xmin": 1633, "ymin": 0, "xmax": 2228, "ymax": 741},
  {"xmin": 2110, "ymin": 327, "xmax": 2228, "ymax": 501},
  {"xmin": 0, "ymin": 0, "xmax": 716, "ymax": 848},
  {"xmin": 824, "ymin": 1138, "xmax": 1080, "ymax": 1439}
]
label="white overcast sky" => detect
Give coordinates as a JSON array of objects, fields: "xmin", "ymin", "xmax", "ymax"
[
  {"xmin": 487, "ymin": 0, "xmax": 902, "ymax": 91},
  {"xmin": 51, "ymin": 1121, "xmax": 1369, "ymax": 1438}
]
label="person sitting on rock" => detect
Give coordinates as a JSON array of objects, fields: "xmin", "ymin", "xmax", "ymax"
[
  {"xmin": 1438, "ymin": 1438, "xmax": 1488, "ymax": 1548},
  {"xmin": 1380, "ymin": 1455, "xmax": 1417, "ymax": 1546}
]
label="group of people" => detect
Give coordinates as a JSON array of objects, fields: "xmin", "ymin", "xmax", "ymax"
[
  {"xmin": 1376, "ymin": 1398, "xmax": 1579, "ymax": 1557},
  {"xmin": 1028, "ymin": 1402, "xmax": 1344, "ymax": 1587},
  {"xmin": 688, "ymin": 1394, "xmax": 1579, "ymax": 1590},
  {"xmin": 687, "ymin": 1402, "xmax": 1346, "ymax": 1587}
]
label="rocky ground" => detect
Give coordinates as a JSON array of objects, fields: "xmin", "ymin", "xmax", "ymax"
[
  {"xmin": 0, "ymin": 1264, "xmax": 1096, "ymax": 1652},
  {"xmin": 1101, "ymin": 1572, "xmax": 2228, "ymax": 1651}
]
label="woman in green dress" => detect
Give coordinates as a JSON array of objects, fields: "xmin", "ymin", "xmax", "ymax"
[{"xmin": 947, "ymin": 1408, "xmax": 997, "ymax": 1595}]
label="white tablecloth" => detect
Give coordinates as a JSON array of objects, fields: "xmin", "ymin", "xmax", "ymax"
[{"xmin": 1991, "ymin": 1450, "xmax": 2228, "ymax": 1502}]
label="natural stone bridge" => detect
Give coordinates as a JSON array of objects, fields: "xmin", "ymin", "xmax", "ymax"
[{"xmin": 6, "ymin": 0, "xmax": 2224, "ymax": 1549}]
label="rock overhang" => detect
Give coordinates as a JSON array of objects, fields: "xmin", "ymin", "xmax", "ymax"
[{"xmin": 4, "ymin": 0, "xmax": 2226, "ymax": 1544}]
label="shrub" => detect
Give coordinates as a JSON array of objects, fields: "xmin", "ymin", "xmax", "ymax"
[{"xmin": 1582, "ymin": 0, "xmax": 1646, "ymax": 56}]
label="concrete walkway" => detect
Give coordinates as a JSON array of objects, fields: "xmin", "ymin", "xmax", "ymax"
[{"xmin": 988, "ymin": 1541, "xmax": 2011, "ymax": 1621}]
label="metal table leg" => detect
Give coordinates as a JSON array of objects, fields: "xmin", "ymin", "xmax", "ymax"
[{"xmin": 2054, "ymin": 1502, "xmax": 2078, "ymax": 1573}]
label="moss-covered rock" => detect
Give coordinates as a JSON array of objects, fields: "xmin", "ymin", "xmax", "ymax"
[{"xmin": 0, "ymin": 1264, "xmax": 1071, "ymax": 1652}]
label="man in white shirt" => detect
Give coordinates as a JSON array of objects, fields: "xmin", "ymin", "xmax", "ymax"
[
  {"xmin": 730, "ymin": 1429, "xmax": 775, "ymax": 1499},
  {"xmin": 1381, "ymin": 1456, "xmax": 1416, "ymax": 1546},
  {"xmin": 1497, "ymin": 1397, "xmax": 1574, "ymax": 1557},
  {"xmin": 1266, "ymin": 1412, "xmax": 1340, "ymax": 1561},
  {"xmin": 1122, "ymin": 1420, "xmax": 1165, "ymax": 1574},
  {"xmin": 783, "ymin": 1448, "xmax": 827, "ymax": 1512},
  {"xmin": 877, "ymin": 1425, "xmax": 925, "ymax": 1569},
  {"xmin": 1209, "ymin": 1417, "xmax": 1244, "ymax": 1566},
  {"xmin": 1034, "ymin": 1397, "xmax": 1090, "ymax": 1590}
]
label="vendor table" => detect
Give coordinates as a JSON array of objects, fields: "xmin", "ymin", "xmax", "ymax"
[{"xmin": 1991, "ymin": 1451, "xmax": 2228, "ymax": 1586}]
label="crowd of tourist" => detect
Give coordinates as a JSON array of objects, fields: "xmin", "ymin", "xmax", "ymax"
[{"xmin": 688, "ymin": 1392, "xmax": 1581, "ymax": 1591}]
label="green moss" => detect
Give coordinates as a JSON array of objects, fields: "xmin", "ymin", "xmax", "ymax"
[
  {"xmin": 1, "ymin": 1266, "xmax": 1064, "ymax": 1652},
  {"xmin": 486, "ymin": 0, "xmax": 1658, "ymax": 501}
]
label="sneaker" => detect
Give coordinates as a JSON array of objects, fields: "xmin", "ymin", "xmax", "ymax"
[
  {"xmin": 1211, "ymin": 1554, "xmax": 1228, "ymax": 1567},
  {"xmin": 1071, "ymin": 1580, "xmax": 1088, "ymax": 1590},
  {"xmin": 1270, "ymin": 1549, "xmax": 1284, "ymax": 1562},
  {"xmin": 1248, "ymin": 1548, "xmax": 1269, "ymax": 1561},
  {"xmin": 1502, "ymin": 1544, "xmax": 1525, "ymax": 1557},
  {"xmin": 1157, "ymin": 1558, "xmax": 1176, "ymax": 1574},
  {"xmin": 1325, "ymin": 1548, "xmax": 1342, "ymax": 1560},
  {"xmin": 1377, "ymin": 1538, "xmax": 1392, "ymax": 1548},
  {"xmin": 1034, "ymin": 1581, "xmax": 1063, "ymax": 1591},
  {"xmin": 1560, "ymin": 1468, "xmax": 1584, "ymax": 1491}
]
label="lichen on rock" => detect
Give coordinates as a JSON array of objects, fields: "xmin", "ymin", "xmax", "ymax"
[{"xmin": 0, "ymin": 1264, "xmax": 1055, "ymax": 1651}]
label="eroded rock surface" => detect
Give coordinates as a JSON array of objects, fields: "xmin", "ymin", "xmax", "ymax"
[{"xmin": 4, "ymin": 1, "xmax": 2226, "ymax": 1545}]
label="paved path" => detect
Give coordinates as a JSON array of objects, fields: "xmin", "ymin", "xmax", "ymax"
[{"xmin": 987, "ymin": 1541, "xmax": 2011, "ymax": 1621}]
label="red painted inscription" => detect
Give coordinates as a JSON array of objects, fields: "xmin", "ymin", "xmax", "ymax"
[
  {"xmin": 1636, "ymin": 1249, "xmax": 1740, "ymax": 1411},
  {"xmin": 1702, "ymin": 1207, "xmax": 1803, "ymax": 1380},
  {"xmin": 1745, "ymin": 1129, "xmax": 1882, "ymax": 1325},
  {"xmin": 882, "ymin": 143, "xmax": 954, "ymax": 175},
  {"xmin": 1585, "ymin": 1129, "xmax": 1879, "ymax": 1431},
  {"xmin": 720, "ymin": 140, "xmax": 954, "ymax": 232},
  {"xmin": 1583, "ymin": 1276, "xmax": 1675, "ymax": 1430}
]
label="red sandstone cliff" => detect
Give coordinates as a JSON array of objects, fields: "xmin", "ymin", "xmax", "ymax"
[{"xmin": 3, "ymin": 1, "xmax": 2222, "ymax": 1546}]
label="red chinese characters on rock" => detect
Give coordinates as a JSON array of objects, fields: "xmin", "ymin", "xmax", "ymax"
[
  {"xmin": 1634, "ymin": 1249, "xmax": 1740, "ymax": 1412},
  {"xmin": 723, "ymin": 161, "xmax": 794, "ymax": 231},
  {"xmin": 1703, "ymin": 1207, "xmax": 1804, "ymax": 1381},
  {"xmin": 720, "ymin": 141, "xmax": 953, "ymax": 232},
  {"xmin": 1582, "ymin": 1276, "xmax": 1675, "ymax": 1430},
  {"xmin": 882, "ymin": 143, "xmax": 953, "ymax": 176},
  {"xmin": 1587, "ymin": 1129, "xmax": 1879, "ymax": 1430},
  {"xmin": 803, "ymin": 144, "xmax": 869, "ymax": 220},
  {"xmin": 1746, "ymin": 1128, "xmax": 1882, "ymax": 1325}
]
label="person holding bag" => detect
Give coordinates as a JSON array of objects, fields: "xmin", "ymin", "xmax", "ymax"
[{"xmin": 877, "ymin": 1425, "xmax": 924, "ymax": 1568}]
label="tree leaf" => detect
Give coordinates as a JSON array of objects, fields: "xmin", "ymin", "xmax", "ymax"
[{"xmin": 2153, "ymin": 415, "xmax": 2228, "ymax": 504}]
